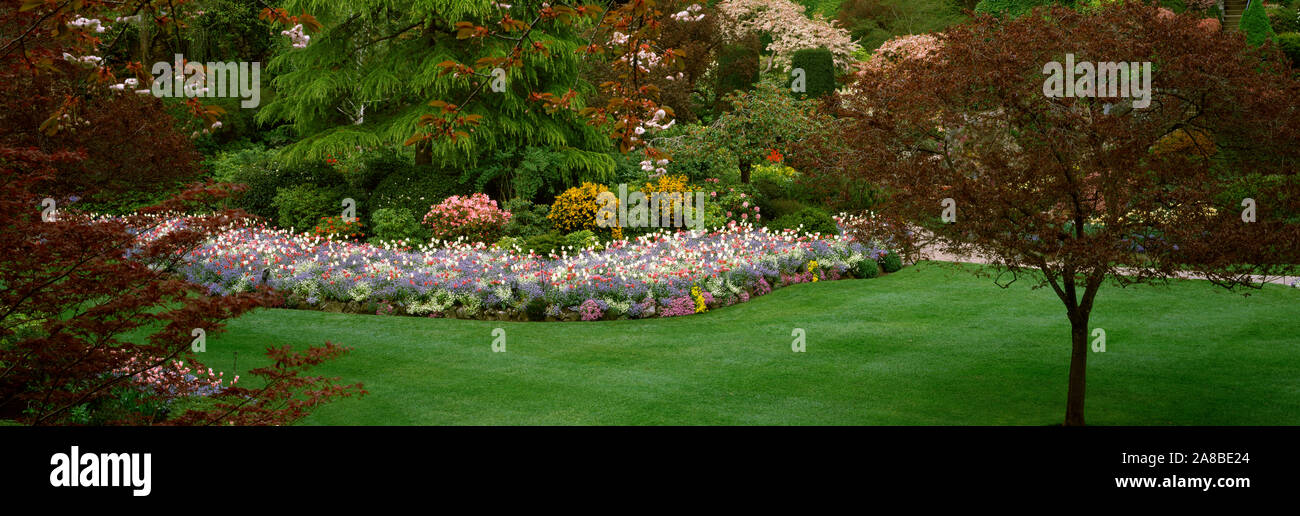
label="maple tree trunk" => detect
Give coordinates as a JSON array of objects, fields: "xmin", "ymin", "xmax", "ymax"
[
  {"xmin": 1065, "ymin": 312, "xmax": 1090, "ymax": 426},
  {"xmin": 739, "ymin": 161, "xmax": 752, "ymax": 184},
  {"xmin": 414, "ymin": 140, "xmax": 432, "ymax": 166}
]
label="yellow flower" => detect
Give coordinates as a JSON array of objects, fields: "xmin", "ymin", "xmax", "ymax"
[{"xmin": 690, "ymin": 285, "xmax": 708, "ymax": 313}]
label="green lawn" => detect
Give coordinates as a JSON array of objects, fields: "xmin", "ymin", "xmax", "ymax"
[{"xmin": 200, "ymin": 262, "xmax": 1300, "ymax": 425}]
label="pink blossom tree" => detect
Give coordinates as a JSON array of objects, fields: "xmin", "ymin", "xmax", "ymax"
[{"xmin": 717, "ymin": 0, "xmax": 860, "ymax": 70}]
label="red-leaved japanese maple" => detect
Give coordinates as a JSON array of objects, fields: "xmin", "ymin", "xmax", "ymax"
[
  {"xmin": 803, "ymin": 4, "xmax": 1300, "ymax": 425},
  {"xmin": 0, "ymin": 1, "xmax": 365, "ymax": 426},
  {"xmin": 0, "ymin": 154, "xmax": 366, "ymax": 425}
]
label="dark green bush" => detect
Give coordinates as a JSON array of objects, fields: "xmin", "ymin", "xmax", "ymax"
[
  {"xmin": 715, "ymin": 37, "xmax": 760, "ymax": 100},
  {"xmin": 272, "ymin": 184, "xmax": 347, "ymax": 231},
  {"xmin": 767, "ymin": 206, "xmax": 839, "ymax": 235},
  {"xmin": 1278, "ymin": 32, "xmax": 1300, "ymax": 66},
  {"xmin": 369, "ymin": 167, "xmax": 467, "ymax": 222},
  {"xmin": 369, "ymin": 207, "xmax": 429, "ymax": 244},
  {"xmin": 1266, "ymin": 5, "xmax": 1300, "ymax": 34},
  {"xmin": 522, "ymin": 231, "xmax": 566, "ymax": 256},
  {"xmin": 658, "ymin": 139, "xmax": 739, "ymax": 182},
  {"xmin": 503, "ymin": 198, "xmax": 553, "ymax": 238},
  {"xmin": 349, "ymin": 147, "xmax": 408, "ymax": 193},
  {"xmin": 209, "ymin": 148, "xmax": 342, "ymax": 221},
  {"xmin": 974, "ymin": 0, "xmax": 1050, "ymax": 17},
  {"xmin": 879, "ymin": 250, "xmax": 903, "ymax": 273},
  {"xmin": 524, "ymin": 297, "xmax": 549, "ymax": 321},
  {"xmin": 765, "ymin": 198, "xmax": 807, "ymax": 220},
  {"xmin": 855, "ymin": 258, "xmax": 881, "ymax": 279},
  {"xmin": 791, "ymin": 47, "xmax": 837, "ymax": 99}
]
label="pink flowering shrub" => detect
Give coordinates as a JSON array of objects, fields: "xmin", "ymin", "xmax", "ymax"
[
  {"xmin": 660, "ymin": 296, "xmax": 698, "ymax": 317},
  {"xmin": 423, "ymin": 193, "xmax": 512, "ymax": 243},
  {"xmin": 579, "ymin": 299, "xmax": 604, "ymax": 321},
  {"xmin": 718, "ymin": 0, "xmax": 859, "ymax": 68},
  {"xmin": 112, "ymin": 353, "xmax": 237, "ymax": 397},
  {"xmin": 856, "ymin": 34, "xmax": 940, "ymax": 78}
]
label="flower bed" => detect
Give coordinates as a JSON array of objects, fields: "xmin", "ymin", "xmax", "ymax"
[{"xmin": 170, "ymin": 221, "xmax": 891, "ymax": 321}]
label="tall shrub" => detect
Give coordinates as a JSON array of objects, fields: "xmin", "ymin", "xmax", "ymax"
[
  {"xmin": 791, "ymin": 47, "xmax": 838, "ymax": 99},
  {"xmin": 1241, "ymin": 0, "xmax": 1277, "ymax": 46}
]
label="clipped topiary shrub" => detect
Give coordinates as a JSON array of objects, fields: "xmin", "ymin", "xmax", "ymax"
[
  {"xmin": 790, "ymin": 47, "xmax": 837, "ymax": 99},
  {"xmin": 767, "ymin": 206, "xmax": 839, "ymax": 235},
  {"xmin": 1241, "ymin": 0, "xmax": 1277, "ymax": 46},
  {"xmin": 879, "ymin": 250, "xmax": 903, "ymax": 273},
  {"xmin": 715, "ymin": 36, "xmax": 760, "ymax": 103}
]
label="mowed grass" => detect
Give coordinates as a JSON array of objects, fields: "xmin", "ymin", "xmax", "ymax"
[{"xmin": 199, "ymin": 263, "xmax": 1300, "ymax": 425}]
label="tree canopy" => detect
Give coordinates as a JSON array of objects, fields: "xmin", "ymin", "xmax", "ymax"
[
  {"xmin": 809, "ymin": 3, "xmax": 1300, "ymax": 425},
  {"xmin": 258, "ymin": 0, "xmax": 615, "ymax": 180}
]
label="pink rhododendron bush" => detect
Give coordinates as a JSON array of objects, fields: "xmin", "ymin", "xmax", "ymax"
[
  {"xmin": 156, "ymin": 220, "xmax": 894, "ymax": 322},
  {"xmin": 423, "ymin": 193, "xmax": 513, "ymax": 243}
]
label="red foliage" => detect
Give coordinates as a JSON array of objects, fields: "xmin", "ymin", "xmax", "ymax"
[
  {"xmin": 805, "ymin": 4, "xmax": 1300, "ymax": 425},
  {"xmin": 166, "ymin": 343, "xmax": 365, "ymax": 426},
  {"xmin": 0, "ymin": 72, "xmax": 205, "ymax": 207},
  {"xmin": 0, "ymin": 2, "xmax": 363, "ymax": 426},
  {"xmin": 0, "ymin": 150, "xmax": 365, "ymax": 425},
  {"xmin": 0, "ymin": 2, "xmax": 206, "ymax": 209}
]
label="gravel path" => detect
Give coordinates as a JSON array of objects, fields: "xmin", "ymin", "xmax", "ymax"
[{"xmin": 915, "ymin": 244, "xmax": 1300, "ymax": 287}]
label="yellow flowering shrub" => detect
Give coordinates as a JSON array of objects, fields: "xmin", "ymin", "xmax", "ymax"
[
  {"xmin": 752, "ymin": 163, "xmax": 799, "ymax": 183},
  {"xmin": 640, "ymin": 174, "xmax": 699, "ymax": 224},
  {"xmin": 548, "ymin": 182, "xmax": 622, "ymax": 239}
]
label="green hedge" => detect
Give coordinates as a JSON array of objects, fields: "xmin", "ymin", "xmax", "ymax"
[
  {"xmin": 767, "ymin": 206, "xmax": 839, "ymax": 235},
  {"xmin": 974, "ymin": 0, "xmax": 1052, "ymax": 17},
  {"xmin": 791, "ymin": 47, "xmax": 837, "ymax": 99},
  {"xmin": 716, "ymin": 37, "xmax": 760, "ymax": 100}
]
